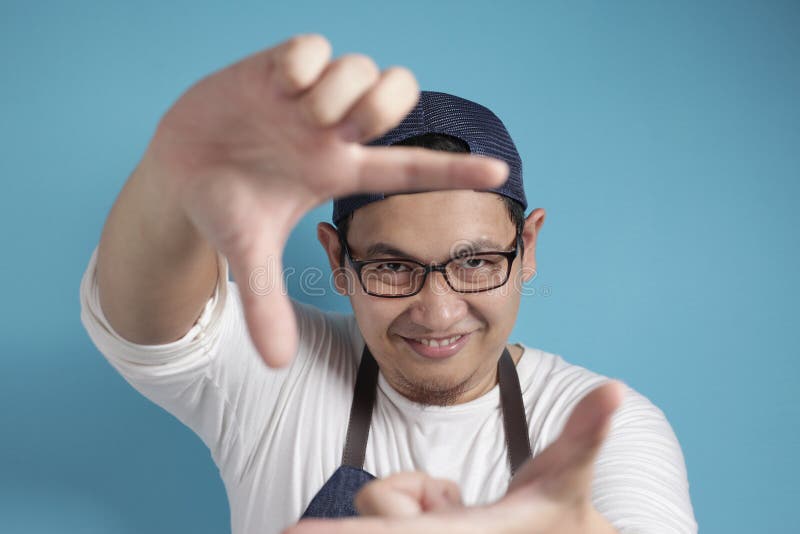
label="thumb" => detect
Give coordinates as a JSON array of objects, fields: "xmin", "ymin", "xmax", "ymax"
[
  {"xmin": 508, "ymin": 380, "xmax": 626, "ymax": 503},
  {"xmin": 227, "ymin": 236, "xmax": 298, "ymax": 368}
]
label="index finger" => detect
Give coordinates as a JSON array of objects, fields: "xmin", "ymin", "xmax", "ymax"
[
  {"xmin": 507, "ymin": 380, "xmax": 626, "ymax": 498},
  {"xmin": 348, "ymin": 145, "xmax": 509, "ymax": 197}
]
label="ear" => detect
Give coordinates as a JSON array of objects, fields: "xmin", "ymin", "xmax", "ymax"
[
  {"xmin": 317, "ymin": 222, "xmax": 352, "ymax": 296},
  {"xmin": 520, "ymin": 208, "xmax": 546, "ymax": 283}
]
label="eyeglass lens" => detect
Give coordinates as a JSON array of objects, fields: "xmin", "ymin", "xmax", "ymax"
[{"xmin": 359, "ymin": 254, "xmax": 511, "ymax": 296}]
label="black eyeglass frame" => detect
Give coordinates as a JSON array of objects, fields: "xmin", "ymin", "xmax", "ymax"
[{"xmin": 337, "ymin": 230, "xmax": 523, "ymax": 298}]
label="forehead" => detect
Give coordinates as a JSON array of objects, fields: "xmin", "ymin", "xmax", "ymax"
[{"xmin": 347, "ymin": 190, "xmax": 514, "ymax": 252}]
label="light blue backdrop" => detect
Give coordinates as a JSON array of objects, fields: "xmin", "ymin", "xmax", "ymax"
[{"xmin": 1, "ymin": 1, "xmax": 797, "ymax": 532}]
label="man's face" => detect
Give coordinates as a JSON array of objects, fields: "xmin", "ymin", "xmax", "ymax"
[{"xmin": 319, "ymin": 190, "xmax": 542, "ymax": 406}]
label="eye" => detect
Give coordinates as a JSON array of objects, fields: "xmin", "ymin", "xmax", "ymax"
[
  {"xmin": 463, "ymin": 258, "xmax": 487, "ymax": 269},
  {"xmin": 375, "ymin": 262, "xmax": 411, "ymax": 273},
  {"xmin": 456, "ymin": 257, "xmax": 495, "ymax": 269}
]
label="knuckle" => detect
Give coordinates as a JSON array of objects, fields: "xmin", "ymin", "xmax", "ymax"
[
  {"xmin": 339, "ymin": 53, "xmax": 379, "ymax": 79},
  {"xmin": 354, "ymin": 67, "xmax": 419, "ymax": 138},
  {"xmin": 384, "ymin": 66, "xmax": 419, "ymax": 95},
  {"xmin": 353, "ymin": 486, "xmax": 374, "ymax": 511},
  {"xmin": 402, "ymin": 156, "xmax": 424, "ymax": 179},
  {"xmin": 302, "ymin": 32, "xmax": 331, "ymax": 51},
  {"xmin": 277, "ymin": 34, "xmax": 331, "ymax": 89},
  {"xmin": 278, "ymin": 35, "xmax": 305, "ymax": 66},
  {"xmin": 301, "ymin": 33, "xmax": 333, "ymax": 63},
  {"xmin": 303, "ymin": 54, "xmax": 380, "ymax": 126},
  {"xmin": 385, "ymin": 65, "xmax": 416, "ymax": 83},
  {"xmin": 285, "ymin": 33, "xmax": 330, "ymax": 56}
]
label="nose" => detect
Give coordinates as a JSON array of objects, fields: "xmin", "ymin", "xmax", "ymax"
[{"xmin": 407, "ymin": 269, "xmax": 468, "ymax": 332}]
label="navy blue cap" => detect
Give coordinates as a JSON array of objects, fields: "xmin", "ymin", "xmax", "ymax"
[{"xmin": 332, "ymin": 90, "xmax": 526, "ymax": 225}]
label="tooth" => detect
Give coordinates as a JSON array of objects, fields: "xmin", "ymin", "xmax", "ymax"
[{"xmin": 413, "ymin": 336, "xmax": 467, "ymax": 347}]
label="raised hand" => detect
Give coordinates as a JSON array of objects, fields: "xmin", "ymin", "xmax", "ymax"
[
  {"xmin": 284, "ymin": 380, "xmax": 625, "ymax": 534},
  {"xmin": 143, "ymin": 34, "xmax": 509, "ymax": 368}
]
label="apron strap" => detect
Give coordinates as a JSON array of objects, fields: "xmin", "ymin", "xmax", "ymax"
[
  {"xmin": 498, "ymin": 348, "xmax": 533, "ymax": 476},
  {"xmin": 341, "ymin": 344, "xmax": 533, "ymax": 475},
  {"xmin": 341, "ymin": 344, "xmax": 379, "ymax": 468}
]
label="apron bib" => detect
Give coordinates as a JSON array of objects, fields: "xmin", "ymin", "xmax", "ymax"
[{"xmin": 301, "ymin": 344, "xmax": 531, "ymax": 519}]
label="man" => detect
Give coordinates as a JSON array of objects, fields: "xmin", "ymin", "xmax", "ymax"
[{"xmin": 79, "ymin": 34, "xmax": 697, "ymax": 533}]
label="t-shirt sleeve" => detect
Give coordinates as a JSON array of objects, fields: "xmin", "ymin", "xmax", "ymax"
[
  {"xmin": 78, "ymin": 245, "xmax": 350, "ymax": 483},
  {"xmin": 79, "ymin": 245, "xmax": 247, "ymax": 476},
  {"xmin": 590, "ymin": 384, "xmax": 698, "ymax": 534},
  {"xmin": 532, "ymin": 357, "xmax": 698, "ymax": 534}
]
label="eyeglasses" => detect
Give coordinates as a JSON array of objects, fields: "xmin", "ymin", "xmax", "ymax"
[{"xmin": 338, "ymin": 231, "xmax": 522, "ymax": 298}]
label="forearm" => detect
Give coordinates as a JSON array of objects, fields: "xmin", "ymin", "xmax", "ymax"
[{"xmin": 96, "ymin": 148, "xmax": 219, "ymax": 345}]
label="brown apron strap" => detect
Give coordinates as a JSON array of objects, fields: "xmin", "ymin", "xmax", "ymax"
[
  {"xmin": 341, "ymin": 344, "xmax": 379, "ymax": 468},
  {"xmin": 341, "ymin": 344, "xmax": 533, "ymax": 475},
  {"xmin": 498, "ymin": 347, "xmax": 533, "ymax": 476}
]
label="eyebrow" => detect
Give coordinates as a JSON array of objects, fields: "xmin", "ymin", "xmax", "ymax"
[{"xmin": 363, "ymin": 238, "xmax": 510, "ymax": 260}]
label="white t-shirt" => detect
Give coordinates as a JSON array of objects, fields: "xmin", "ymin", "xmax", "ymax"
[{"xmin": 79, "ymin": 246, "xmax": 698, "ymax": 534}]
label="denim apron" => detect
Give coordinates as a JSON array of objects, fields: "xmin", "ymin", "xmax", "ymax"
[{"xmin": 300, "ymin": 344, "xmax": 532, "ymax": 519}]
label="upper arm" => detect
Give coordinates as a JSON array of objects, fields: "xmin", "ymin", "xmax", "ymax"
[
  {"xmin": 80, "ymin": 245, "xmax": 357, "ymax": 485},
  {"xmin": 94, "ymin": 163, "xmax": 221, "ymax": 346},
  {"xmin": 80, "ymin": 245, "xmax": 251, "ymax": 477},
  {"xmin": 527, "ymin": 355, "xmax": 698, "ymax": 534}
]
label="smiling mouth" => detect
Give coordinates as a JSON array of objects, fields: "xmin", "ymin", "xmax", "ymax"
[
  {"xmin": 398, "ymin": 332, "xmax": 473, "ymax": 359},
  {"xmin": 408, "ymin": 334, "xmax": 465, "ymax": 347}
]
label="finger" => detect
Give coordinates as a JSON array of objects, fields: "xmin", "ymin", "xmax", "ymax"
[
  {"xmin": 284, "ymin": 517, "xmax": 408, "ymax": 534},
  {"xmin": 507, "ymin": 380, "xmax": 626, "ymax": 503},
  {"xmin": 421, "ymin": 478, "xmax": 463, "ymax": 512},
  {"xmin": 355, "ymin": 473, "xmax": 425, "ymax": 517},
  {"xmin": 284, "ymin": 514, "xmax": 480, "ymax": 534},
  {"xmin": 226, "ymin": 235, "xmax": 298, "ymax": 369},
  {"xmin": 299, "ymin": 54, "xmax": 380, "ymax": 127},
  {"xmin": 336, "ymin": 66, "xmax": 419, "ymax": 143},
  {"xmin": 345, "ymin": 145, "xmax": 509, "ymax": 198},
  {"xmin": 269, "ymin": 33, "xmax": 333, "ymax": 96},
  {"xmin": 355, "ymin": 471, "xmax": 462, "ymax": 517},
  {"xmin": 562, "ymin": 380, "xmax": 626, "ymax": 445}
]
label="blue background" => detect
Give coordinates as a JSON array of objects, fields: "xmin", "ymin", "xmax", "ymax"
[{"xmin": 1, "ymin": 1, "xmax": 797, "ymax": 532}]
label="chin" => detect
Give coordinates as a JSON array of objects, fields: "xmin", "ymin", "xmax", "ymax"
[{"xmin": 395, "ymin": 369, "xmax": 473, "ymax": 407}]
